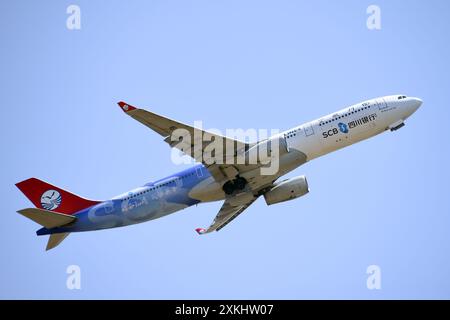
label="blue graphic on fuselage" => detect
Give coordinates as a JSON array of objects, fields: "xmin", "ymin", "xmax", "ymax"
[
  {"xmin": 36, "ymin": 164, "xmax": 209, "ymax": 235},
  {"xmin": 338, "ymin": 122, "xmax": 349, "ymax": 134}
]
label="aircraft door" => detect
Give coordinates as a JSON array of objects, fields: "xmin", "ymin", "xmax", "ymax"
[
  {"xmin": 304, "ymin": 124, "xmax": 315, "ymax": 137},
  {"xmin": 196, "ymin": 166, "xmax": 204, "ymax": 178}
]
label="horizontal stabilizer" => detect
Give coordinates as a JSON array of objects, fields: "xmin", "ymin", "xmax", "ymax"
[
  {"xmin": 46, "ymin": 233, "xmax": 70, "ymax": 251},
  {"xmin": 17, "ymin": 208, "xmax": 76, "ymax": 229}
]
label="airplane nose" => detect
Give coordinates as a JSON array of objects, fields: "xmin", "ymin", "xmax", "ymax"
[
  {"xmin": 412, "ymin": 97, "xmax": 423, "ymax": 109},
  {"xmin": 407, "ymin": 97, "xmax": 423, "ymax": 115}
]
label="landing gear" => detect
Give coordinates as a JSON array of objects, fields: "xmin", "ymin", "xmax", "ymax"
[
  {"xmin": 222, "ymin": 177, "xmax": 248, "ymax": 195},
  {"xmin": 390, "ymin": 122, "xmax": 405, "ymax": 131},
  {"xmin": 234, "ymin": 177, "xmax": 246, "ymax": 190},
  {"xmin": 223, "ymin": 181, "xmax": 235, "ymax": 195},
  {"xmin": 389, "ymin": 120, "xmax": 405, "ymax": 131}
]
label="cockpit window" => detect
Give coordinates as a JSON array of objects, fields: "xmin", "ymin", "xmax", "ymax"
[{"xmin": 398, "ymin": 95, "xmax": 407, "ymax": 100}]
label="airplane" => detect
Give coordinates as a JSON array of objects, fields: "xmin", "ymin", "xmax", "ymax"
[{"xmin": 16, "ymin": 95, "xmax": 422, "ymax": 250}]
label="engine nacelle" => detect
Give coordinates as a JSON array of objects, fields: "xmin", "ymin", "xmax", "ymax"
[{"xmin": 263, "ymin": 176, "xmax": 309, "ymax": 205}]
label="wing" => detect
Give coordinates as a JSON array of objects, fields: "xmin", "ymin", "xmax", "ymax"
[
  {"xmin": 118, "ymin": 101, "xmax": 254, "ymax": 182},
  {"xmin": 195, "ymin": 192, "xmax": 258, "ymax": 234}
]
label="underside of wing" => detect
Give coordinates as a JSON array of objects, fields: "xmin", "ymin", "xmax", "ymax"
[{"xmin": 196, "ymin": 191, "xmax": 258, "ymax": 234}]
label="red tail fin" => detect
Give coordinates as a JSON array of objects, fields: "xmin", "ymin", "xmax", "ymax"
[{"xmin": 15, "ymin": 178, "xmax": 101, "ymax": 215}]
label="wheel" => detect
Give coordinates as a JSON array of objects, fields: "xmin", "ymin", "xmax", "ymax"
[{"xmin": 222, "ymin": 181, "xmax": 235, "ymax": 195}]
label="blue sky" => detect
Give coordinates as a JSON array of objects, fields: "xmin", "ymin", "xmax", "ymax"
[{"xmin": 1, "ymin": 0, "xmax": 450, "ymax": 299}]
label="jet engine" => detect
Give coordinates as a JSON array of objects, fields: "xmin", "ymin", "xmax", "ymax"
[{"xmin": 263, "ymin": 176, "xmax": 309, "ymax": 205}]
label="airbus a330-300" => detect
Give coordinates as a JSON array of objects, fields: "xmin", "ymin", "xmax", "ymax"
[{"xmin": 16, "ymin": 95, "xmax": 421, "ymax": 250}]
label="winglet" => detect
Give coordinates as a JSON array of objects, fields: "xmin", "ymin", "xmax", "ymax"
[
  {"xmin": 117, "ymin": 101, "xmax": 137, "ymax": 113},
  {"xmin": 195, "ymin": 228, "xmax": 206, "ymax": 235}
]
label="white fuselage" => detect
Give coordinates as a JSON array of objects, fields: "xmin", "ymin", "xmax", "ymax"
[{"xmin": 281, "ymin": 95, "xmax": 422, "ymax": 162}]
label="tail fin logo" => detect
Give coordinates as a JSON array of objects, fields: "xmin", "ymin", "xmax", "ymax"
[{"xmin": 40, "ymin": 190, "xmax": 62, "ymax": 210}]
